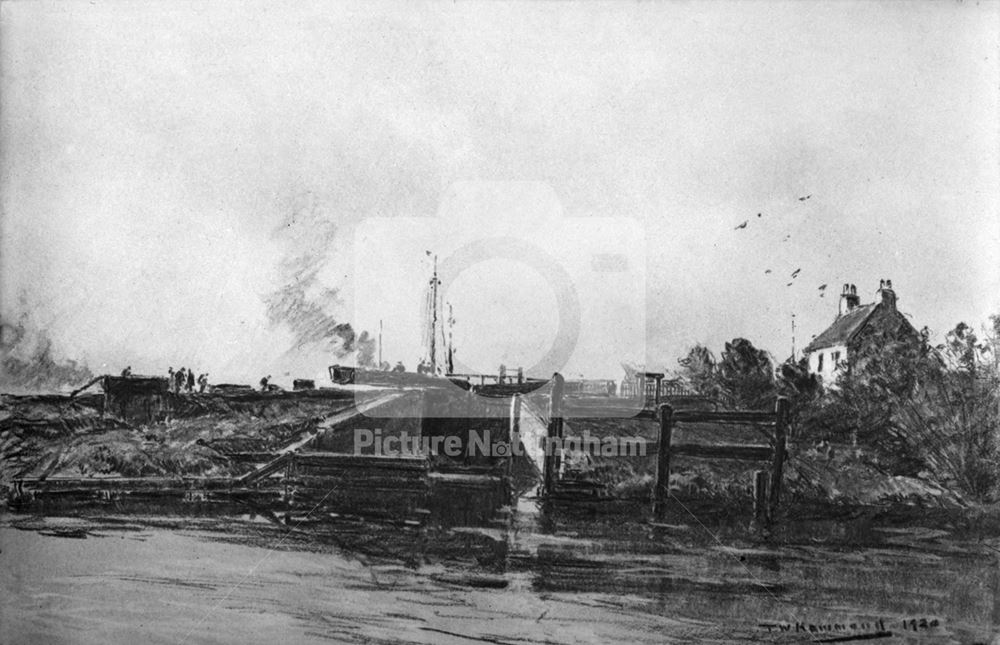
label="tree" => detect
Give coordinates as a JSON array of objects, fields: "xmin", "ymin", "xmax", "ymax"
[
  {"xmin": 893, "ymin": 320, "xmax": 1000, "ymax": 499},
  {"xmin": 716, "ymin": 338, "xmax": 776, "ymax": 410},
  {"xmin": 803, "ymin": 327, "xmax": 932, "ymax": 474},
  {"xmin": 677, "ymin": 345, "xmax": 718, "ymax": 398},
  {"xmin": 678, "ymin": 338, "xmax": 777, "ymax": 410},
  {"xmin": 802, "ymin": 316, "xmax": 1000, "ymax": 500}
]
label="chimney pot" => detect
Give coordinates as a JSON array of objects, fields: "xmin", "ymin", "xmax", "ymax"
[{"xmin": 840, "ymin": 280, "xmax": 861, "ymax": 315}]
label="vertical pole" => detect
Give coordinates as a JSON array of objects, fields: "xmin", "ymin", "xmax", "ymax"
[
  {"xmin": 378, "ymin": 319, "xmax": 383, "ymax": 367},
  {"xmin": 429, "ymin": 256, "xmax": 438, "ymax": 374},
  {"xmin": 753, "ymin": 470, "xmax": 769, "ymax": 527},
  {"xmin": 517, "ymin": 367, "xmax": 523, "ymax": 385},
  {"xmin": 768, "ymin": 397, "xmax": 789, "ymax": 524},
  {"xmin": 446, "ymin": 303, "xmax": 454, "ymax": 375},
  {"xmin": 654, "ymin": 375, "xmax": 662, "ymax": 406},
  {"xmin": 654, "ymin": 403, "xmax": 673, "ymax": 517},
  {"xmin": 543, "ymin": 373, "xmax": 565, "ymax": 496},
  {"xmin": 507, "ymin": 394, "xmax": 521, "ymax": 503},
  {"xmin": 791, "ymin": 313, "xmax": 796, "ymax": 362}
]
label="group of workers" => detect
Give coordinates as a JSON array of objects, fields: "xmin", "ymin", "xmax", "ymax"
[
  {"xmin": 166, "ymin": 367, "xmax": 208, "ymax": 393},
  {"xmin": 119, "ymin": 365, "xmax": 208, "ymax": 393}
]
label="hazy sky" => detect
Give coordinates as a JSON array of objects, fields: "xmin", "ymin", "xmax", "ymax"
[{"xmin": 2, "ymin": 1, "xmax": 998, "ymax": 386}]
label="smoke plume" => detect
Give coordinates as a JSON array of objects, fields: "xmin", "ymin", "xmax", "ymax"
[
  {"xmin": 0, "ymin": 304, "xmax": 94, "ymax": 393},
  {"xmin": 263, "ymin": 195, "xmax": 375, "ymax": 363}
]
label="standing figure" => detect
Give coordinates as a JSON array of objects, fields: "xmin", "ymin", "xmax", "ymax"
[
  {"xmin": 176, "ymin": 368, "xmax": 186, "ymax": 394},
  {"xmin": 168, "ymin": 367, "xmax": 175, "ymax": 393},
  {"xmin": 187, "ymin": 369, "xmax": 195, "ymax": 392},
  {"xmin": 260, "ymin": 375, "xmax": 271, "ymax": 392},
  {"xmin": 197, "ymin": 373, "xmax": 208, "ymax": 393}
]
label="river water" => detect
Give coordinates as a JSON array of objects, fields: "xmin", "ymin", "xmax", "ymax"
[{"xmin": 1, "ymin": 499, "xmax": 998, "ymax": 644}]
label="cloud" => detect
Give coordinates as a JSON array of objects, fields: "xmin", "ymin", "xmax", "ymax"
[{"xmin": 0, "ymin": 1, "xmax": 997, "ymax": 386}]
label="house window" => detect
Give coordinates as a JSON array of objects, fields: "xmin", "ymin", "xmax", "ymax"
[
  {"xmin": 832, "ymin": 351, "xmax": 841, "ymax": 367},
  {"xmin": 817, "ymin": 352, "xmax": 824, "ymax": 372}
]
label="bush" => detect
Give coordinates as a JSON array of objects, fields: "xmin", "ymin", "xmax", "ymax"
[{"xmin": 802, "ymin": 318, "xmax": 1000, "ymax": 501}]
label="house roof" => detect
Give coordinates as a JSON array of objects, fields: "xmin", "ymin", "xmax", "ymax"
[{"xmin": 803, "ymin": 303, "xmax": 878, "ymax": 353}]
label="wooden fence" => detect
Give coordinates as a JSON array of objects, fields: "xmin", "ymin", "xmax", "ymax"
[{"xmin": 527, "ymin": 373, "xmax": 790, "ymax": 526}]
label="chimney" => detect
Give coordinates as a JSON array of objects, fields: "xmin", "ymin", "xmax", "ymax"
[
  {"xmin": 839, "ymin": 283, "xmax": 860, "ymax": 315},
  {"xmin": 878, "ymin": 278, "xmax": 896, "ymax": 310}
]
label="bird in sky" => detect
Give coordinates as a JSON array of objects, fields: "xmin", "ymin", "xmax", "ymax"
[
  {"xmin": 757, "ymin": 212, "xmax": 762, "ymax": 218},
  {"xmin": 786, "ymin": 282, "xmax": 794, "ymax": 287},
  {"xmin": 818, "ymin": 284, "xmax": 827, "ymax": 290},
  {"xmin": 734, "ymin": 221, "xmax": 748, "ymax": 230},
  {"xmin": 798, "ymin": 195, "xmax": 812, "ymax": 201},
  {"xmin": 765, "ymin": 269, "xmax": 772, "ymax": 274},
  {"xmin": 791, "ymin": 268, "xmax": 801, "ymax": 278}
]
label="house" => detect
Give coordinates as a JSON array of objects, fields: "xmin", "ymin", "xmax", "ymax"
[{"xmin": 804, "ymin": 280, "xmax": 920, "ymax": 384}]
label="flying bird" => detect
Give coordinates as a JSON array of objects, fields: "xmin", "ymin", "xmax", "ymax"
[
  {"xmin": 818, "ymin": 284, "xmax": 827, "ymax": 290},
  {"xmin": 786, "ymin": 282, "xmax": 794, "ymax": 287},
  {"xmin": 734, "ymin": 221, "xmax": 748, "ymax": 230},
  {"xmin": 791, "ymin": 268, "xmax": 801, "ymax": 278},
  {"xmin": 798, "ymin": 195, "xmax": 811, "ymax": 201},
  {"xmin": 765, "ymin": 269, "xmax": 772, "ymax": 274},
  {"xmin": 757, "ymin": 212, "xmax": 762, "ymax": 218}
]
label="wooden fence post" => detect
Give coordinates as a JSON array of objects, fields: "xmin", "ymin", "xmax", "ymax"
[
  {"xmin": 543, "ymin": 373, "xmax": 565, "ymax": 496},
  {"xmin": 753, "ymin": 470, "xmax": 769, "ymax": 526},
  {"xmin": 768, "ymin": 396, "xmax": 790, "ymax": 524},
  {"xmin": 653, "ymin": 403, "xmax": 674, "ymax": 517}
]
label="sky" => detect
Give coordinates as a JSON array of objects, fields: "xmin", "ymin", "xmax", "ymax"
[{"xmin": 2, "ymin": 0, "xmax": 998, "ymax": 387}]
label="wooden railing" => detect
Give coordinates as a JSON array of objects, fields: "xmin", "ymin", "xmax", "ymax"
[
  {"xmin": 528, "ymin": 373, "xmax": 790, "ymax": 526},
  {"xmin": 651, "ymin": 398, "xmax": 789, "ymax": 525}
]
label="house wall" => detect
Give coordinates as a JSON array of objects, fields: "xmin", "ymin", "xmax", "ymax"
[
  {"xmin": 808, "ymin": 343, "xmax": 848, "ymax": 385},
  {"xmin": 807, "ymin": 300, "xmax": 921, "ymax": 386}
]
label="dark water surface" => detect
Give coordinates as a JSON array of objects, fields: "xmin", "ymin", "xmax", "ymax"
[{"xmin": 1, "ymin": 499, "xmax": 998, "ymax": 644}]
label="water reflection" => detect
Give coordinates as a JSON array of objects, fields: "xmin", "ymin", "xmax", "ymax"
[{"xmin": 4, "ymin": 490, "xmax": 998, "ymax": 644}]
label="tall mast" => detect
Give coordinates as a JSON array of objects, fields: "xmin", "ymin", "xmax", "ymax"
[
  {"xmin": 429, "ymin": 254, "xmax": 439, "ymax": 374},
  {"xmin": 446, "ymin": 302, "xmax": 455, "ymax": 375},
  {"xmin": 378, "ymin": 319, "xmax": 383, "ymax": 367}
]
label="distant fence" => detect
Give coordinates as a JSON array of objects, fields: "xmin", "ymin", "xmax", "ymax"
[
  {"xmin": 619, "ymin": 375, "xmax": 701, "ymax": 406},
  {"xmin": 563, "ymin": 379, "xmax": 617, "ymax": 397}
]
